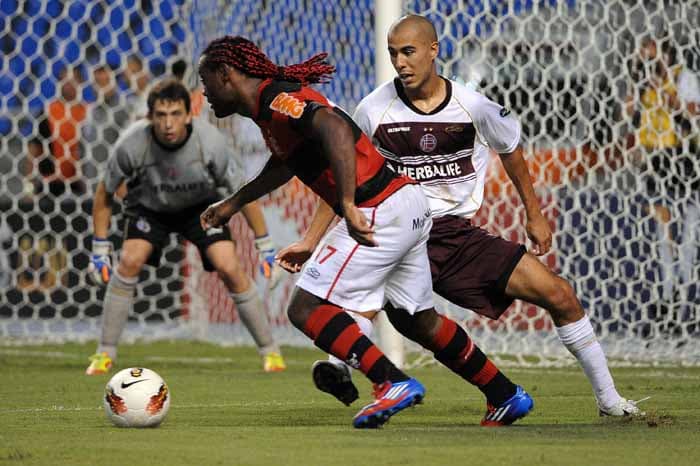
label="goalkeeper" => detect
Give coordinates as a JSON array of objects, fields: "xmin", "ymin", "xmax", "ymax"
[{"xmin": 86, "ymin": 78, "xmax": 286, "ymax": 375}]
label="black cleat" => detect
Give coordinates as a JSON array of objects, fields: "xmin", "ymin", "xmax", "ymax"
[{"xmin": 312, "ymin": 360, "xmax": 359, "ymax": 406}]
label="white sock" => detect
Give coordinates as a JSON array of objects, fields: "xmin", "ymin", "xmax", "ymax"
[
  {"xmin": 97, "ymin": 270, "xmax": 138, "ymax": 360},
  {"xmin": 328, "ymin": 312, "xmax": 374, "ymax": 368},
  {"xmin": 556, "ymin": 316, "xmax": 621, "ymax": 409},
  {"xmin": 230, "ymin": 286, "xmax": 279, "ymax": 356}
]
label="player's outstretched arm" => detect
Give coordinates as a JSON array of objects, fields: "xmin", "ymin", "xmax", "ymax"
[
  {"xmin": 276, "ymin": 199, "xmax": 336, "ymax": 273},
  {"xmin": 499, "ymin": 146, "xmax": 552, "ymax": 255},
  {"xmin": 89, "ymin": 181, "xmax": 114, "ymax": 285},
  {"xmin": 309, "ymin": 108, "xmax": 375, "ymax": 247},
  {"xmin": 201, "ymin": 156, "xmax": 293, "ymax": 230}
]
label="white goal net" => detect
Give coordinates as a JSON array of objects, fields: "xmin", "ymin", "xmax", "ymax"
[{"xmin": 1, "ymin": 0, "xmax": 698, "ymax": 365}]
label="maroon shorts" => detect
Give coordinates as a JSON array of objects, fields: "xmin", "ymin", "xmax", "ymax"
[{"xmin": 428, "ymin": 215, "xmax": 526, "ymax": 319}]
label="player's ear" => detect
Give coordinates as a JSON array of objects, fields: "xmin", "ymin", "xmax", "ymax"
[{"xmin": 430, "ymin": 41, "xmax": 439, "ymax": 61}]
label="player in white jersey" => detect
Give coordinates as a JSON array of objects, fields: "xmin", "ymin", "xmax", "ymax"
[
  {"xmin": 85, "ymin": 79, "xmax": 286, "ymax": 375},
  {"xmin": 278, "ymin": 15, "xmax": 645, "ymax": 418}
]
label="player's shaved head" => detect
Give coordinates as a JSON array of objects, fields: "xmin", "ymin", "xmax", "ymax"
[
  {"xmin": 389, "ymin": 14, "xmax": 438, "ymax": 44},
  {"xmin": 387, "ymin": 14, "xmax": 440, "ymax": 93}
]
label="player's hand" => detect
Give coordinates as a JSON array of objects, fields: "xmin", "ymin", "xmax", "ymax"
[
  {"xmin": 526, "ymin": 213, "xmax": 552, "ymax": 256},
  {"xmin": 200, "ymin": 199, "xmax": 237, "ymax": 230},
  {"xmin": 254, "ymin": 234, "xmax": 284, "ymax": 287},
  {"xmin": 275, "ymin": 240, "xmax": 315, "ymax": 273},
  {"xmin": 88, "ymin": 238, "xmax": 112, "ymax": 285},
  {"xmin": 343, "ymin": 203, "xmax": 376, "ymax": 247}
]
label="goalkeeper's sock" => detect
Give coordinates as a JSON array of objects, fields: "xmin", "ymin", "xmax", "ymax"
[
  {"xmin": 98, "ymin": 270, "xmax": 138, "ymax": 360},
  {"xmin": 328, "ymin": 312, "xmax": 373, "ymax": 369},
  {"xmin": 304, "ymin": 304, "xmax": 407, "ymax": 385},
  {"xmin": 230, "ymin": 286, "xmax": 279, "ymax": 355},
  {"xmin": 430, "ymin": 314, "xmax": 517, "ymax": 407},
  {"xmin": 556, "ymin": 316, "xmax": 621, "ymax": 408}
]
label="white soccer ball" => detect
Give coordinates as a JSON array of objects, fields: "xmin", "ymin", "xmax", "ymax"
[{"xmin": 103, "ymin": 367, "xmax": 170, "ymax": 428}]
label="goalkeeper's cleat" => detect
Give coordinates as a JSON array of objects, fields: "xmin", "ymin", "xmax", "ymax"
[
  {"xmin": 263, "ymin": 352, "xmax": 287, "ymax": 372},
  {"xmin": 312, "ymin": 360, "xmax": 359, "ymax": 406},
  {"xmin": 352, "ymin": 378, "xmax": 425, "ymax": 429},
  {"xmin": 598, "ymin": 397, "xmax": 649, "ymax": 417},
  {"xmin": 85, "ymin": 352, "xmax": 113, "ymax": 375},
  {"xmin": 481, "ymin": 385, "xmax": 534, "ymax": 427}
]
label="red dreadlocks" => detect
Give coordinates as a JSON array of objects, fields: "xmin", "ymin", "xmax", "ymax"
[{"xmin": 201, "ymin": 36, "xmax": 335, "ymax": 84}]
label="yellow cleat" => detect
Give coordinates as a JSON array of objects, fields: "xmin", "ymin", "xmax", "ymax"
[
  {"xmin": 263, "ymin": 352, "xmax": 286, "ymax": 372},
  {"xmin": 85, "ymin": 352, "xmax": 113, "ymax": 375}
]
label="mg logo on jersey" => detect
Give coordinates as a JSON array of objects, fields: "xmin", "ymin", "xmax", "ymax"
[
  {"xmin": 270, "ymin": 92, "xmax": 306, "ymax": 119},
  {"xmin": 419, "ymin": 133, "xmax": 438, "ymax": 153}
]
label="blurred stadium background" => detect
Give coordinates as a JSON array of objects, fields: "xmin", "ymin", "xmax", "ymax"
[{"xmin": 1, "ymin": 0, "xmax": 698, "ymax": 366}]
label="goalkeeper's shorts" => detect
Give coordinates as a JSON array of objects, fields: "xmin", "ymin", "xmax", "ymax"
[{"xmin": 122, "ymin": 201, "xmax": 231, "ymax": 271}]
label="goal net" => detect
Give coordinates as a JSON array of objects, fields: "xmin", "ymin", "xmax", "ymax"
[{"xmin": 1, "ymin": 0, "xmax": 698, "ymax": 366}]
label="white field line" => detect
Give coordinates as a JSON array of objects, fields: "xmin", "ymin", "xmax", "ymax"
[
  {"xmin": 0, "ymin": 348, "xmax": 235, "ymax": 364},
  {"xmin": 510, "ymin": 367, "xmax": 700, "ymax": 380},
  {"xmin": 0, "ymin": 400, "xmax": 325, "ymax": 414},
  {"xmin": 1, "ymin": 349, "xmax": 697, "ymax": 377}
]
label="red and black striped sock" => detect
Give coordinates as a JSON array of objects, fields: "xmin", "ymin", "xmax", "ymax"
[
  {"xmin": 304, "ymin": 304, "xmax": 408, "ymax": 385},
  {"xmin": 430, "ymin": 314, "xmax": 516, "ymax": 406}
]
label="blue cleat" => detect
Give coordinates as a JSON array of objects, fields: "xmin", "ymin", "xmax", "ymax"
[
  {"xmin": 481, "ymin": 385, "xmax": 534, "ymax": 426},
  {"xmin": 352, "ymin": 378, "xmax": 425, "ymax": 429}
]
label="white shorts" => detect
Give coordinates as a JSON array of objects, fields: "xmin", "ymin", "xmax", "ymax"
[{"xmin": 296, "ymin": 184, "xmax": 434, "ymax": 314}]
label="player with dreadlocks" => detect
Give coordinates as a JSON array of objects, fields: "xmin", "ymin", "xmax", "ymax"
[{"xmin": 198, "ymin": 36, "xmax": 532, "ymax": 428}]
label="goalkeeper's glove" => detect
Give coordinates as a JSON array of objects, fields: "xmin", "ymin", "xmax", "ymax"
[
  {"xmin": 88, "ymin": 237, "xmax": 113, "ymax": 285},
  {"xmin": 254, "ymin": 234, "xmax": 283, "ymax": 288}
]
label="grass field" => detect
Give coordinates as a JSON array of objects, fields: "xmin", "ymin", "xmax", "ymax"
[{"xmin": 1, "ymin": 342, "xmax": 699, "ymax": 466}]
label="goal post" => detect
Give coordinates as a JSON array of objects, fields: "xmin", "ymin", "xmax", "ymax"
[
  {"xmin": 1, "ymin": 0, "xmax": 698, "ymax": 366},
  {"xmin": 373, "ymin": 0, "xmax": 406, "ymax": 368}
]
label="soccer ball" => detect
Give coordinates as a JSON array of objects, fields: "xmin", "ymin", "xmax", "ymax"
[{"xmin": 103, "ymin": 367, "xmax": 170, "ymax": 427}]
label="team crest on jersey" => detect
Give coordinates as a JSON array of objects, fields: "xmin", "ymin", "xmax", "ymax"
[
  {"xmin": 270, "ymin": 92, "xmax": 306, "ymax": 119},
  {"xmin": 136, "ymin": 217, "xmax": 151, "ymax": 233},
  {"xmin": 419, "ymin": 133, "xmax": 438, "ymax": 153},
  {"xmin": 166, "ymin": 166, "xmax": 179, "ymax": 179}
]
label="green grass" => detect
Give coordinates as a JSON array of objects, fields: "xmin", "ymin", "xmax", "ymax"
[{"xmin": 1, "ymin": 342, "xmax": 699, "ymax": 466}]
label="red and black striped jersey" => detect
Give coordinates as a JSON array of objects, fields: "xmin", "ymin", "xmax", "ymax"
[{"xmin": 252, "ymin": 79, "xmax": 413, "ymax": 212}]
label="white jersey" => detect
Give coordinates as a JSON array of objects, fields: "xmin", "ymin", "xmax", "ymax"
[{"xmin": 353, "ymin": 77, "xmax": 520, "ymax": 219}]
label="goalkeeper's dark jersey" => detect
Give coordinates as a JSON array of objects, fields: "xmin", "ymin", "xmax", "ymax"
[{"xmin": 251, "ymin": 79, "xmax": 414, "ymax": 212}]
